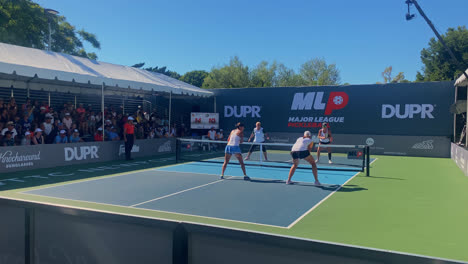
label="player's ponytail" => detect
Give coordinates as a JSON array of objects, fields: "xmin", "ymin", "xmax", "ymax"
[{"xmin": 235, "ymin": 122, "xmax": 245, "ymax": 129}]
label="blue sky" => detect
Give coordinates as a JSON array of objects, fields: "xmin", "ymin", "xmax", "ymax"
[{"xmin": 35, "ymin": 0, "xmax": 466, "ymax": 84}]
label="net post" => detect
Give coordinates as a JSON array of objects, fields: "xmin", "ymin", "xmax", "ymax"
[
  {"xmin": 361, "ymin": 147, "xmax": 365, "ymax": 172},
  {"xmin": 366, "ymin": 146, "xmax": 370, "ymax": 176},
  {"xmin": 176, "ymin": 139, "xmax": 181, "ymax": 163}
]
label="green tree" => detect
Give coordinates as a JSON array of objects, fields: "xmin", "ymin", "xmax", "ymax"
[
  {"xmin": 0, "ymin": 0, "xmax": 100, "ymax": 59},
  {"xmin": 382, "ymin": 66, "xmax": 393, "ymax": 83},
  {"xmin": 276, "ymin": 64, "xmax": 306, "ymax": 87},
  {"xmin": 250, "ymin": 61, "xmax": 279, "ymax": 87},
  {"xmin": 180, "ymin": 70, "xmax": 209, "ymax": 87},
  {"xmin": 299, "ymin": 58, "xmax": 340, "ymax": 85},
  {"xmin": 203, "ymin": 56, "xmax": 250, "ymax": 88},
  {"xmin": 391, "ymin": 72, "xmax": 410, "ymax": 83},
  {"xmin": 381, "ymin": 66, "xmax": 409, "ymax": 83},
  {"xmin": 416, "ymin": 26, "xmax": 468, "ymax": 81}
]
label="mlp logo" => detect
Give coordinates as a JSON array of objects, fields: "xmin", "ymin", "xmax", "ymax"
[
  {"xmin": 288, "ymin": 91, "xmax": 349, "ymax": 128},
  {"xmin": 291, "ymin": 92, "xmax": 349, "ymax": 115}
]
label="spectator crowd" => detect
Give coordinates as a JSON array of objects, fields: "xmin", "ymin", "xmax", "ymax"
[{"xmin": 0, "ymin": 97, "xmax": 192, "ymax": 147}]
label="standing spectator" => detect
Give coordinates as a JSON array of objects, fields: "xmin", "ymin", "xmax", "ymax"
[
  {"xmin": 76, "ymin": 103, "xmax": 86, "ymax": 115},
  {"xmin": 123, "ymin": 117, "xmax": 136, "ymax": 160},
  {"xmin": 3, "ymin": 131, "xmax": 15, "ymax": 146},
  {"xmin": 22, "ymin": 98, "xmax": 31, "ymax": 112},
  {"xmin": 0, "ymin": 109, "xmax": 8, "ymax": 124},
  {"xmin": 78, "ymin": 112, "xmax": 88, "ymax": 135},
  {"xmin": 94, "ymin": 127, "xmax": 104, "ymax": 141},
  {"xmin": 37, "ymin": 106, "xmax": 47, "ymax": 124},
  {"xmin": 2, "ymin": 121, "xmax": 18, "ymax": 140},
  {"xmin": 42, "ymin": 116, "xmax": 54, "ymax": 144},
  {"xmin": 69, "ymin": 129, "xmax": 83, "ymax": 143},
  {"xmin": 88, "ymin": 112, "xmax": 96, "ymax": 136},
  {"xmin": 32, "ymin": 128, "xmax": 44, "ymax": 145},
  {"xmin": 54, "ymin": 130, "xmax": 69, "ymax": 144},
  {"xmin": 20, "ymin": 114, "xmax": 32, "ymax": 136},
  {"xmin": 8, "ymin": 97, "xmax": 18, "ymax": 120},
  {"xmin": 21, "ymin": 131, "xmax": 32, "ymax": 145},
  {"xmin": 62, "ymin": 112, "xmax": 73, "ymax": 130}
]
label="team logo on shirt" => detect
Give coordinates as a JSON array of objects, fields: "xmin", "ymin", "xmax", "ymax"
[{"xmin": 289, "ymin": 91, "xmax": 349, "ymax": 128}]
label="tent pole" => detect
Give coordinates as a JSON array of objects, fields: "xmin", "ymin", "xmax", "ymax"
[
  {"xmin": 74, "ymin": 96, "xmax": 77, "ymax": 109},
  {"xmin": 10, "ymin": 87, "xmax": 13, "ymax": 98},
  {"xmin": 454, "ymin": 85, "xmax": 458, "ymax": 142},
  {"xmin": 214, "ymin": 96, "xmax": 216, "ymax": 112},
  {"xmin": 169, "ymin": 92, "xmax": 172, "ymax": 127},
  {"xmin": 122, "ymin": 98, "xmax": 125, "ymax": 115},
  {"xmin": 102, "ymin": 83, "xmax": 105, "ymax": 141},
  {"xmin": 48, "ymin": 92, "xmax": 51, "ymax": 106}
]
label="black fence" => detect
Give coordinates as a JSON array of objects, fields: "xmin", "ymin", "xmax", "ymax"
[{"xmin": 0, "ymin": 197, "xmax": 465, "ymax": 264}]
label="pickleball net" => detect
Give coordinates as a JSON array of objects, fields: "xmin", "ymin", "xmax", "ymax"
[{"xmin": 176, "ymin": 139, "xmax": 370, "ymax": 172}]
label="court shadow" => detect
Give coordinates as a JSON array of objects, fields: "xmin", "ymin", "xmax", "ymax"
[{"xmin": 360, "ymin": 175, "xmax": 405, "ymax": 180}]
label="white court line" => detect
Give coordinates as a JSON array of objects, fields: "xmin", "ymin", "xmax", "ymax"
[
  {"xmin": 130, "ymin": 176, "xmax": 233, "ymax": 207},
  {"xmin": 286, "ymin": 158, "xmax": 379, "ymax": 229},
  {"xmin": 18, "ymin": 191, "xmax": 290, "ymax": 229}
]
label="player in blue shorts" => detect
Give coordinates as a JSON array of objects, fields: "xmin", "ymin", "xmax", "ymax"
[{"xmin": 221, "ymin": 122, "xmax": 249, "ymax": 180}]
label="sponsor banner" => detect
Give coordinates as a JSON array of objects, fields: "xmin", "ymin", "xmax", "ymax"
[
  {"xmin": 213, "ymin": 82, "xmax": 454, "ymax": 136},
  {"xmin": 191, "ymin": 112, "xmax": 219, "ymax": 129},
  {"xmin": 0, "ymin": 138, "xmax": 175, "ymax": 173},
  {"xmin": 266, "ymin": 132, "xmax": 451, "ymax": 158},
  {"xmin": 451, "ymin": 143, "xmax": 468, "ymax": 177}
]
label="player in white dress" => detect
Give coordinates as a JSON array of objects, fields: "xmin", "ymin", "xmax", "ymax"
[
  {"xmin": 316, "ymin": 122, "xmax": 333, "ymax": 164},
  {"xmin": 245, "ymin": 122, "xmax": 269, "ymax": 161},
  {"xmin": 221, "ymin": 123, "xmax": 249, "ymax": 180},
  {"xmin": 286, "ymin": 131, "xmax": 320, "ymax": 186}
]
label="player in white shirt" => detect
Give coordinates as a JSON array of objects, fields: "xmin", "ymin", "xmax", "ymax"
[
  {"xmin": 286, "ymin": 131, "xmax": 320, "ymax": 186},
  {"xmin": 316, "ymin": 122, "xmax": 333, "ymax": 164},
  {"xmin": 221, "ymin": 123, "xmax": 249, "ymax": 181},
  {"xmin": 245, "ymin": 122, "xmax": 269, "ymax": 161}
]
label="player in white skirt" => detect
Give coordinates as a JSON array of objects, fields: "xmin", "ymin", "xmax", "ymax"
[{"xmin": 316, "ymin": 122, "xmax": 333, "ymax": 164}]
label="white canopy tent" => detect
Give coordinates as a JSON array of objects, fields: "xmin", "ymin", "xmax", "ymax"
[
  {"xmin": 455, "ymin": 69, "xmax": 468, "ymax": 87},
  {"xmin": 0, "ymin": 42, "xmax": 213, "ymax": 132}
]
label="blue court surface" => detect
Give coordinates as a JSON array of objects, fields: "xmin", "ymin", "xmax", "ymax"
[{"xmin": 23, "ymin": 162, "xmax": 361, "ymax": 227}]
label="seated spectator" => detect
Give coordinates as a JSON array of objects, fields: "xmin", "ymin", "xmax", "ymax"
[
  {"xmin": 3, "ymin": 131, "xmax": 15, "ymax": 146},
  {"xmin": 217, "ymin": 129, "xmax": 224, "ymax": 140},
  {"xmin": 21, "ymin": 131, "xmax": 32, "ymax": 145},
  {"xmin": 155, "ymin": 126, "xmax": 164, "ymax": 138},
  {"xmin": 94, "ymin": 127, "xmax": 104, "ymax": 141},
  {"xmin": 169, "ymin": 124, "xmax": 177, "ymax": 137},
  {"xmin": 207, "ymin": 127, "xmax": 216, "ymax": 140},
  {"xmin": 2, "ymin": 121, "xmax": 18, "ymax": 140},
  {"xmin": 69, "ymin": 129, "xmax": 83, "ymax": 143},
  {"xmin": 32, "ymin": 128, "xmax": 44, "ymax": 145},
  {"xmin": 54, "ymin": 130, "xmax": 69, "ymax": 144},
  {"xmin": 108, "ymin": 127, "xmax": 120, "ymax": 141}
]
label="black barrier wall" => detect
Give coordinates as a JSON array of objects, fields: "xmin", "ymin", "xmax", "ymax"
[
  {"xmin": 0, "ymin": 138, "xmax": 175, "ymax": 173},
  {"xmin": 213, "ymin": 82, "xmax": 455, "ymax": 136},
  {"xmin": 0, "ymin": 197, "xmax": 465, "ymax": 264}
]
